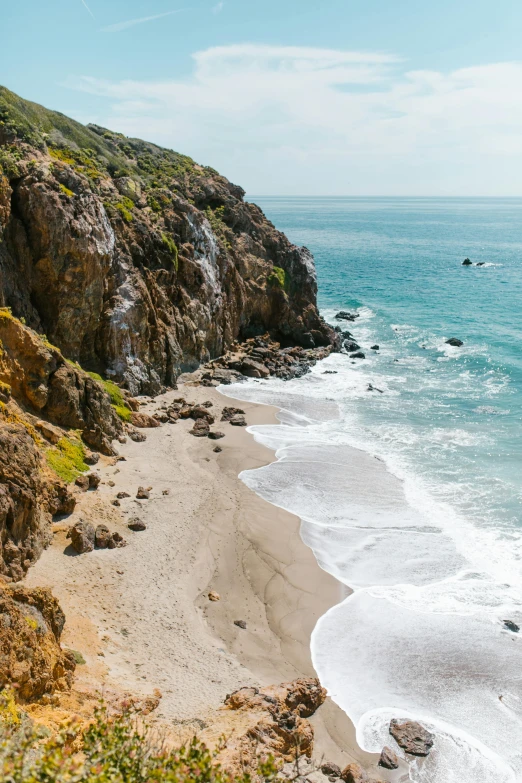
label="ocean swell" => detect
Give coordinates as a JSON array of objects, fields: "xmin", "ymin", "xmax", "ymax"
[{"xmin": 220, "ymin": 352, "xmax": 522, "ymax": 782}]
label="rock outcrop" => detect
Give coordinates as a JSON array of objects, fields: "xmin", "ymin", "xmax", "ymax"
[
  {"xmin": 0, "ymin": 86, "xmax": 337, "ymax": 397},
  {"xmin": 0, "ymin": 582, "xmax": 76, "ymax": 701},
  {"xmin": 0, "ymin": 311, "xmax": 123, "ymax": 580},
  {"xmin": 218, "ymin": 678, "xmax": 327, "ymax": 778}
]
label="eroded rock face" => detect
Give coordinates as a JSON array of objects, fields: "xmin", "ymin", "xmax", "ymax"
[
  {"xmin": 0, "ymin": 583, "xmax": 76, "ymax": 701},
  {"xmin": 0, "ymin": 87, "xmax": 337, "ymax": 396},
  {"xmin": 219, "ymin": 678, "xmax": 326, "ymax": 778}
]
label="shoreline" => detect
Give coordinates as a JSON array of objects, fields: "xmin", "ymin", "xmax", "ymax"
[{"xmin": 23, "ymin": 382, "xmax": 380, "ymax": 774}]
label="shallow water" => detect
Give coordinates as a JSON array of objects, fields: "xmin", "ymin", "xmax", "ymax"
[{"xmin": 222, "ymin": 197, "xmax": 522, "ymax": 782}]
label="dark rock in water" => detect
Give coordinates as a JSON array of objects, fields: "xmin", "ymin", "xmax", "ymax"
[
  {"xmin": 446, "ymin": 338, "xmax": 463, "ymax": 347},
  {"xmin": 462, "ymin": 258, "xmax": 473, "ymax": 266},
  {"xmin": 371, "ymin": 345, "xmax": 380, "ymax": 350},
  {"xmin": 476, "ymin": 261, "xmax": 486, "ymax": 266},
  {"xmin": 128, "ymin": 518, "xmax": 147, "ymax": 532},
  {"xmin": 343, "ymin": 340, "xmax": 361, "ymax": 352},
  {"xmin": 350, "ymin": 351, "xmax": 366, "ymax": 359},
  {"xmin": 321, "ymin": 762, "xmax": 342, "ymax": 777},
  {"xmin": 367, "ymin": 384, "xmax": 383, "ymax": 393},
  {"xmin": 389, "ymin": 719, "xmax": 434, "ymax": 756},
  {"xmin": 379, "ymin": 746, "xmax": 399, "ymax": 769},
  {"xmin": 503, "ymin": 620, "xmax": 520, "ymax": 633},
  {"xmin": 335, "ymin": 311, "xmax": 360, "ymax": 322},
  {"xmin": 69, "ymin": 521, "xmax": 95, "ymax": 554},
  {"xmin": 234, "ymin": 620, "xmax": 247, "ymax": 629},
  {"xmin": 340, "ymin": 763, "xmax": 369, "ymax": 782},
  {"xmin": 95, "ymin": 524, "xmax": 111, "ymax": 549},
  {"xmin": 341, "ymin": 330, "xmax": 353, "ymax": 338},
  {"xmin": 322, "ymin": 370, "xmax": 338, "ymax": 374},
  {"xmin": 208, "ymin": 431, "xmax": 225, "ymax": 440}
]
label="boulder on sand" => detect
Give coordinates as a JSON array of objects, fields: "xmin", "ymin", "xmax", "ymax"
[
  {"xmin": 389, "ymin": 718, "xmax": 434, "ymax": 756},
  {"xmin": 379, "ymin": 746, "xmax": 399, "ymax": 769},
  {"xmin": 340, "ymin": 763, "xmax": 368, "ymax": 783},
  {"xmin": 321, "ymin": 762, "xmax": 341, "ymax": 778},
  {"xmin": 190, "ymin": 419, "xmax": 210, "ymax": 437},
  {"xmin": 69, "ymin": 521, "xmax": 95, "ymax": 554},
  {"xmin": 95, "ymin": 524, "xmax": 111, "ymax": 549}
]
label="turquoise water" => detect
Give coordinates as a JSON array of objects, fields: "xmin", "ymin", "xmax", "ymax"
[{"xmin": 224, "ymin": 197, "xmax": 522, "ymax": 782}]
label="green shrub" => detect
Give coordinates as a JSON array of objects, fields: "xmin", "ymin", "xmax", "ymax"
[
  {"xmin": 46, "ymin": 435, "xmax": 88, "ymax": 483},
  {"xmin": 59, "ymin": 183, "xmax": 74, "ymax": 197},
  {"xmin": 267, "ymin": 266, "xmax": 287, "ymax": 290},
  {"xmin": 115, "ymin": 196, "xmax": 134, "ymax": 223},
  {"xmin": 87, "ymin": 373, "xmax": 132, "ymax": 422},
  {"xmin": 161, "ymin": 233, "xmax": 179, "ymax": 270},
  {"xmin": 0, "ymin": 702, "xmax": 278, "ymax": 783}
]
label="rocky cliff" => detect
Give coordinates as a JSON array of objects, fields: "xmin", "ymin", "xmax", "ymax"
[{"xmin": 0, "ymin": 86, "xmax": 336, "ymax": 396}]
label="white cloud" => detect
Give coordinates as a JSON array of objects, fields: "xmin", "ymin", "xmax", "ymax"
[
  {"xmin": 70, "ymin": 45, "xmax": 522, "ymax": 194},
  {"xmin": 101, "ymin": 8, "xmax": 184, "ymax": 33},
  {"xmin": 212, "ymin": 2, "xmax": 224, "ymax": 13}
]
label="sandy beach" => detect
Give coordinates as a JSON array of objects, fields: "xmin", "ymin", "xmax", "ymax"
[{"xmin": 24, "ymin": 383, "xmax": 383, "ymax": 776}]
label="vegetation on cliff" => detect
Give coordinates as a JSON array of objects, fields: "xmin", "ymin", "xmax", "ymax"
[
  {"xmin": 0, "ymin": 701, "xmax": 278, "ymax": 783},
  {"xmin": 0, "ymin": 84, "xmax": 337, "ymax": 396}
]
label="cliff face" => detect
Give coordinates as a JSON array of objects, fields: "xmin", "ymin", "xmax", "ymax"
[{"xmin": 0, "ymin": 86, "xmax": 336, "ymax": 395}]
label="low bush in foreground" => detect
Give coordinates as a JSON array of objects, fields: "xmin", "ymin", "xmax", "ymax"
[{"xmin": 0, "ymin": 700, "xmax": 277, "ymax": 783}]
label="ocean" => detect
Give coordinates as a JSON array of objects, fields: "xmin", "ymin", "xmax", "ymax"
[{"xmin": 222, "ymin": 197, "xmax": 522, "ymax": 782}]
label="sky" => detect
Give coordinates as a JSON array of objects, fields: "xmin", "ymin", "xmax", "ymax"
[{"xmin": 3, "ymin": 0, "xmax": 522, "ymax": 195}]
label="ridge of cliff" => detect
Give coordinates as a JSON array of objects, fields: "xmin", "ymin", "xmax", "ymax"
[{"xmin": 0, "ymin": 85, "xmax": 337, "ymax": 396}]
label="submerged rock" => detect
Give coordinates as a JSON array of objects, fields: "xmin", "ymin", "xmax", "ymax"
[
  {"xmin": 503, "ymin": 619, "xmax": 520, "ymax": 633},
  {"xmin": 462, "ymin": 258, "xmax": 473, "ymax": 265},
  {"xmin": 389, "ymin": 718, "xmax": 434, "ymax": 756}
]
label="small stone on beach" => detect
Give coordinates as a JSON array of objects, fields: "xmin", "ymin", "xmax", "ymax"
[{"xmin": 234, "ymin": 620, "xmax": 247, "ymax": 629}]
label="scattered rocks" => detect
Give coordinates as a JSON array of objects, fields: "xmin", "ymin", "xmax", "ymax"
[
  {"xmin": 503, "ymin": 619, "xmax": 520, "ymax": 633},
  {"xmin": 462, "ymin": 258, "xmax": 473, "ymax": 266},
  {"xmin": 88, "ymin": 473, "xmax": 101, "ymax": 489},
  {"xmin": 371, "ymin": 344, "xmax": 380, "ymax": 350},
  {"xmin": 221, "ymin": 406, "xmax": 246, "ymax": 421},
  {"xmin": 84, "ymin": 450, "xmax": 100, "ymax": 465},
  {"xmin": 234, "ymin": 620, "xmax": 247, "ymax": 629},
  {"xmin": 321, "ymin": 762, "xmax": 342, "ymax": 778},
  {"xmin": 446, "ymin": 337, "xmax": 463, "ymax": 347},
  {"xmin": 230, "ymin": 415, "xmax": 247, "ymax": 427},
  {"xmin": 213, "ymin": 446, "xmax": 223, "ymax": 453},
  {"xmin": 128, "ymin": 518, "xmax": 147, "ymax": 532},
  {"xmin": 190, "ymin": 419, "xmax": 210, "ymax": 437},
  {"xmin": 128, "ymin": 429, "xmax": 147, "ymax": 443},
  {"xmin": 208, "ymin": 431, "xmax": 225, "ymax": 440},
  {"xmin": 68, "ymin": 521, "xmax": 95, "ymax": 554},
  {"xmin": 95, "ymin": 525, "xmax": 112, "ymax": 549},
  {"xmin": 116, "ymin": 491, "xmax": 130, "ymax": 499},
  {"xmin": 340, "ymin": 763, "xmax": 368, "ymax": 783},
  {"xmin": 162, "ymin": 489, "xmax": 170, "ymax": 496},
  {"xmin": 111, "ymin": 499, "xmax": 120, "ymax": 507},
  {"xmin": 136, "ymin": 487, "xmax": 150, "ymax": 500},
  {"xmin": 108, "ymin": 531, "xmax": 126, "ymax": 549},
  {"xmin": 389, "ymin": 719, "xmax": 434, "ymax": 757},
  {"xmin": 130, "ymin": 412, "xmax": 161, "ymax": 429},
  {"xmin": 208, "ymin": 591, "xmax": 221, "ymax": 601},
  {"xmin": 379, "ymin": 746, "xmax": 399, "ymax": 769},
  {"xmin": 75, "ymin": 475, "xmax": 90, "ymax": 492},
  {"xmin": 350, "ymin": 351, "xmax": 366, "ymax": 359},
  {"xmin": 343, "ymin": 340, "xmax": 360, "ymax": 352},
  {"xmin": 190, "ymin": 406, "xmax": 215, "ymax": 423}
]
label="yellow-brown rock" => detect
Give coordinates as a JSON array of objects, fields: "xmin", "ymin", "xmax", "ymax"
[{"xmin": 0, "ymin": 583, "xmax": 75, "ymax": 702}]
